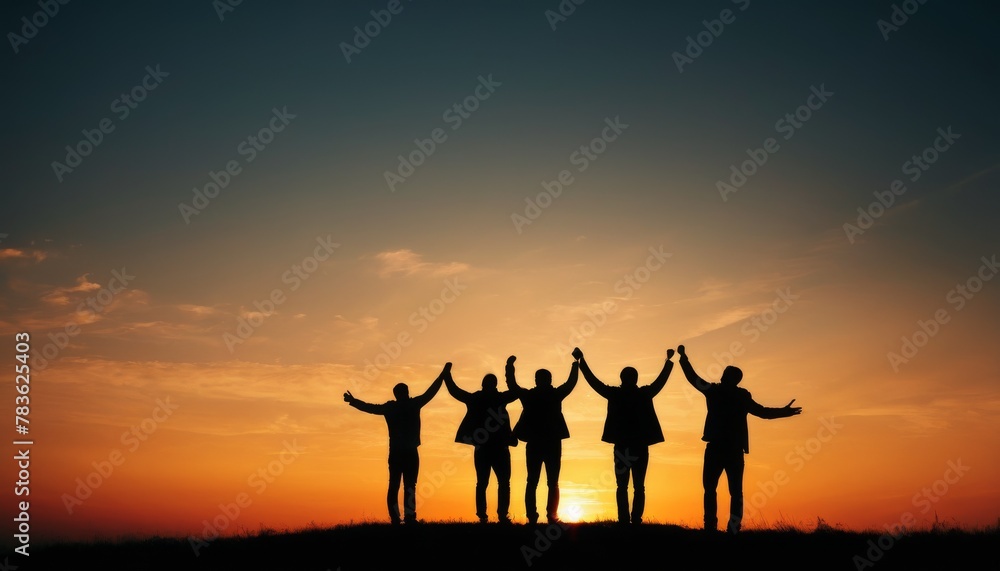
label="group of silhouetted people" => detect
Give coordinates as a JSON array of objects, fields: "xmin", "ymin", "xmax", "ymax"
[{"xmin": 344, "ymin": 345, "xmax": 801, "ymax": 533}]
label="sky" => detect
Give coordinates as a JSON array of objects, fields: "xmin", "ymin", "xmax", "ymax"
[{"xmin": 1, "ymin": 0, "xmax": 999, "ymax": 546}]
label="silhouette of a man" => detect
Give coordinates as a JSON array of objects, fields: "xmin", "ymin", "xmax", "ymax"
[
  {"xmin": 505, "ymin": 353, "xmax": 579, "ymax": 524},
  {"xmin": 677, "ymin": 345, "xmax": 801, "ymax": 533},
  {"xmin": 344, "ymin": 363, "xmax": 449, "ymax": 525},
  {"xmin": 443, "ymin": 367, "xmax": 519, "ymax": 523},
  {"xmin": 575, "ymin": 347, "xmax": 674, "ymax": 524}
]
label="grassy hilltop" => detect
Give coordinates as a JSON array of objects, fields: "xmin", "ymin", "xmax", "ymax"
[{"xmin": 29, "ymin": 520, "xmax": 1000, "ymax": 571}]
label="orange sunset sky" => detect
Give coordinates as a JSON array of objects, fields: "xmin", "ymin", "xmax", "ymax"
[{"xmin": 2, "ymin": 0, "xmax": 998, "ymax": 545}]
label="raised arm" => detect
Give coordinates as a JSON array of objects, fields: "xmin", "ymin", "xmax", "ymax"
[
  {"xmin": 747, "ymin": 397, "xmax": 802, "ymax": 420},
  {"xmin": 573, "ymin": 347, "xmax": 612, "ymax": 399},
  {"xmin": 556, "ymin": 360, "xmax": 580, "ymax": 400},
  {"xmin": 646, "ymin": 349, "xmax": 675, "ymax": 397},
  {"xmin": 413, "ymin": 363, "xmax": 450, "ymax": 407},
  {"xmin": 677, "ymin": 345, "xmax": 711, "ymax": 394},
  {"xmin": 344, "ymin": 391, "xmax": 386, "ymax": 415},
  {"xmin": 443, "ymin": 368, "xmax": 473, "ymax": 403},
  {"xmin": 505, "ymin": 355, "xmax": 525, "ymax": 394}
]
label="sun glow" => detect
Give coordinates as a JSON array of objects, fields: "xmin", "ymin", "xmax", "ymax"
[{"xmin": 562, "ymin": 503, "xmax": 584, "ymax": 523}]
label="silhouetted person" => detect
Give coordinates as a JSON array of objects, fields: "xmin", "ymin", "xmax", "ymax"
[
  {"xmin": 574, "ymin": 347, "xmax": 674, "ymax": 524},
  {"xmin": 443, "ymin": 367, "xmax": 519, "ymax": 523},
  {"xmin": 677, "ymin": 345, "xmax": 801, "ymax": 534},
  {"xmin": 343, "ymin": 363, "xmax": 449, "ymax": 525},
  {"xmin": 505, "ymin": 353, "xmax": 579, "ymax": 524}
]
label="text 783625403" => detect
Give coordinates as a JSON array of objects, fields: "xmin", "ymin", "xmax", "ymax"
[{"xmin": 14, "ymin": 332, "xmax": 33, "ymax": 557}]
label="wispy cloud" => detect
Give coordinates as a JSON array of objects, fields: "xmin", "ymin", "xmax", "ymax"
[
  {"xmin": 41, "ymin": 274, "xmax": 102, "ymax": 305},
  {"xmin": 681, "ymin": 305, "xmax": 768, "ymax": 339},
  {"xmin": 945, "ymin": 160, "xmax": 1000, "ymax": 195},
  {"xmin": 177, "ymin": 304, "xmax": 224, "ymax": 317},
  {"xmin": 373, "ymin": 249, "xmax": 470, "ymax": 278},
  {"xmin": 0, "ymin": 247, "xmax": 48, "ymax": 263}
]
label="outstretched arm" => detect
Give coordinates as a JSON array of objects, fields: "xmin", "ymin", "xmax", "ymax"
[
  {"xmin": 574, "ymin": 347, "xmax": 612, "ymax": 399},
  {"xmin": 677, "ymin": 345, "xmax": 711, "ymax": 394},
  {"xmin": 748, "ymin": 397, "xmax": 802, "ymax": 419},
  {"xmin": 443, "ymin": 368, "xmax": 472, "ymax": 403},
  {"xmin": 344, "ymin": 391, "xmax": 385, "ymax": 415},
  {"xmin": 647, "ymin": 349, "xmax": 675, "ymax": 396},
  {"xmin": 556, "ymin": 360, "xmax": 580, "ymax": 400},
  {"xmin": 413, "ymin": 363, "xmax": 450, "ymax": 407}
]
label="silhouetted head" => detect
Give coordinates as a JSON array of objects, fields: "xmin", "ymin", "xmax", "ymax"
[
  {"xmin": 534, "ymin": 369, "xmax": 552, "ymax": 388},
  {"xmin": 481, "ymin": 374, "xmax": 498, "ymax": 391},
  {"xmin": 620, "ymin": 367, "xmax": 638, "ymax": 388},
  {"xmin": 721, "ymin": 366, "xmax": 743, "ymax": 386},
  {"xmin": 393, "ymin": 383, "xmax": 410, "ymax": 400}
]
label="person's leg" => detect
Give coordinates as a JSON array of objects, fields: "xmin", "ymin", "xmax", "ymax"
[
  {"xmin": 724, "ymin": 447, "xmax": 745, "ymax": 534},
  {"xmin": 631, "ymin": 446, "xmax": 650, "ymax": 524},
  {"xmin": 525, "ymin": 442, "xmax": 542, "ymax": 523},
  {"xmin": 402, "ymin": 448, "xmax": 419, "ymax": 523},
  {"xmin": 494, "ymin": 446, "xmax": 512, "ymax": 522},
  {"xmin": 703, "ymin": 443, "xmax": 725, "ymax": 531},
  {"xmin": 545, "ymin": 440, "xmax": 562, "ymax": 522},
  {"xmin": 387, "ymin": 449, "xmax": 402, "ymax": 524},
  {"xmin": 613, "ymin": 444, "xmax": 631, "ymax": 523},
  {"xmin": 473, "ymin": 446, "xmax": 490, "ymax": 522}
]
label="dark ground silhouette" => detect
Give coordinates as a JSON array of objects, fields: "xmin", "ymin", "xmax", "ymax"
[{"xmin": 29, "ymin": 521, "xmax": 1000, "ymax": 571}]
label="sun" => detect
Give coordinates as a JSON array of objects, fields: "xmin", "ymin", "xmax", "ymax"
[{"xmin": 562, "ymin": 503, "xmax": 584, "ymax": 523}]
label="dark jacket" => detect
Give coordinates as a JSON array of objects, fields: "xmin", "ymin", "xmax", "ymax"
[
  {"xmin": 505, "ymin": 362, "xmax": 579, "ymax": 443},
  {"xmin": 349, "ymin": 376, "xmax": 443, "ymax": 450},
  {"xmin": 581, "ymin": 358, "xmax": 672, "ymax": 447},
  {"xmin": 445, "ymin": 375, "xmax": 519, "ymax": 448},
  {"xmin": 680, "ymin": 357, "xmax": 790, "ymax": 453}
]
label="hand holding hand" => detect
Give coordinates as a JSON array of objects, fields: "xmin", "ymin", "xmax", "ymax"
[{"xmin": 572, "ymin": 347, "xmax": 583, "ymax": 361}]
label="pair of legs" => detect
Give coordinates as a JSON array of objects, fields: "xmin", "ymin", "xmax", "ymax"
[
  {"xmin": 525, "ymin": 440, "xmax": 561, "ymax": 523},
  {"xmin": 474, "ymin": 444, "xmax": 511, "ymax": 522},
  {"xmin": 387, "ymin": 447, "xmax": 419, "ymax": 524},
  {"xmin": 613, "ymin": 444, "xmax": 650, "ymax": 524},
  {"xmin": 703, "ymin": 441, "xmax": 745, "ymax": 533}
]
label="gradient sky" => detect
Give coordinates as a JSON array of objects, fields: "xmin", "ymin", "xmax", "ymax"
[{"xmin": 2, "ymin": 0, "xmax": 998, "ymax": 544}]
